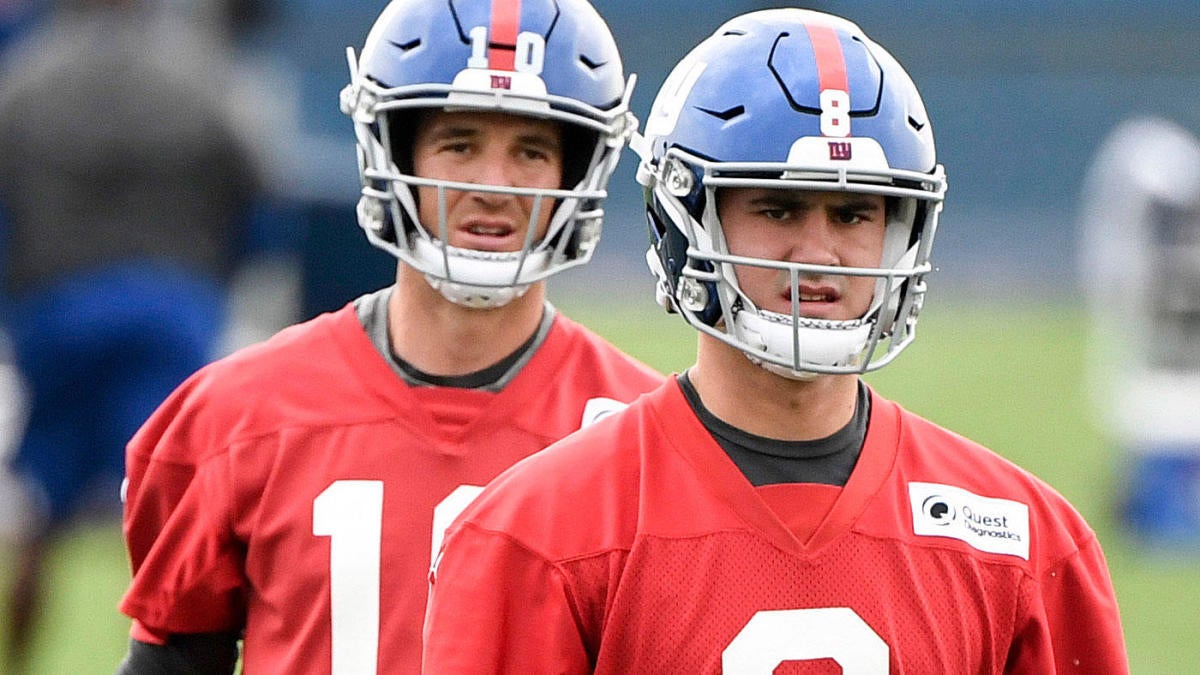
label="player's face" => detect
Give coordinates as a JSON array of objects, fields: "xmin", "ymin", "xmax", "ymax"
[
  {"xmin": 718, "ymin": 188, "xmax": 887, "ymax": 321},
  {"xmin": 411, "ymin": 110, "xmax": 564, "ymax": 252}
]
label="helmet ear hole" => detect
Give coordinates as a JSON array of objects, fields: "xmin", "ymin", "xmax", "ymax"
[
  {"xmin": 560, "ymin": 124, "xmax": 597, "ymax": 189},
  {"xmin": 385, "ymin": 109, "xmax": 420, "ymax": 175}
]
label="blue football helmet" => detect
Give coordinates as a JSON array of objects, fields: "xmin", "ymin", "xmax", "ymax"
[
  {"xmin": 341, "ymin": 0, "xmax": 636, "ymax": 308},
  {"xmin": 636, "ymin": 8, "xmax": 947, "ymax": 377}
]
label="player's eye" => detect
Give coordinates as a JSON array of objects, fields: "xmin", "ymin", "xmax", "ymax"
[
  {"xmin": 518, "ymin": 145, "xmax": 554, "ymax": 163},
  {"xmin": 831, "ymin": 205, "xmax": 875, "ymax": 226}
]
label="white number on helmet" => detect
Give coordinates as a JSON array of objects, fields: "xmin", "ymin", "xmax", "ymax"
[
  {"xmin": 467, "ymin": 25, "xmax": 490, "ymax": 69},
  {"xmin": 819, "ymin": 89, "xmax": 852, "ymax": 138},
  {"xmin": 467, "ymin": 26, "xmax": 546, "ymax": 75}
]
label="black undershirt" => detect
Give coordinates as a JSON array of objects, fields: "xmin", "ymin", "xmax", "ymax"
[
  {"xmin": 677, "ymin": 372, "xmax": 869, "ymax": 487},
  {"xmin": 356, "ymin": 286, "xmax": 553, "ymax": 391},
  {"xmin": 392, "ymin": 324, "xmax": 540, "ymax": 389},
  {"xmin": 117, "ymin": 632, "xmax": 239, "ymax": 675}
]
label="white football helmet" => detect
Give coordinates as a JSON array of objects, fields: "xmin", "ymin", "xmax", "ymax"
[
  {"xmin": 636, "ymin": 9, "xmax": 947, "ymax": 377},
  {"xmin": 341, "ymin": 0, "xmax": 636, "ymax": 308}
]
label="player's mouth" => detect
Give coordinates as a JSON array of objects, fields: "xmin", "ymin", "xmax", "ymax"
[
  {"xmin": 783, "ymin": 284, "xmax": 842, "ymax": 318},
  {"xmin": 797, "ymin": 290, "xmax": 836, "ymax": 302},
  {"xmin": 456, "ymin": 220, "xmax": 523, "ymax": 251}
]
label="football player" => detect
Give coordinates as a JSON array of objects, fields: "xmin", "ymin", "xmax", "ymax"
[
  {"xmin": 117, "ymin": 0, "xmax": 661, "ymax": 672},
  {"xmin": 423, "ymin": 8, "xmax": 1130, "ymax": 672}
]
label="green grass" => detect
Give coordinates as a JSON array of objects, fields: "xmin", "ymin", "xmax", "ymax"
[
  {"xmin": 3, "ymin": 297, "xmax": 1197, "ymax": 672},
  {"xmin": 0, "ymin": 518, "xmax": 131, "ymax": 673}
]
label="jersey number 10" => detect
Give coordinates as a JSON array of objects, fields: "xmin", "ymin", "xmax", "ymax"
[{"xmin": 312, "ymin": 481, "xmax": 484, "ymax": 674}]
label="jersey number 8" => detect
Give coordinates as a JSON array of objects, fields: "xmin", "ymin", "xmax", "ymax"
[{"xmin": 723, "ymin": 607, "xmax": 888, "ymax": 673}]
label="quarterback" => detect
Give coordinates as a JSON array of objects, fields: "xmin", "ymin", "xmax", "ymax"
[
  {"xmin": 117, "ymin": 0, "xmax": 661, "ymax": 672},
  {"xmin": 422, "ymin": 8, "xmax": 1129, "ymax": 673}
]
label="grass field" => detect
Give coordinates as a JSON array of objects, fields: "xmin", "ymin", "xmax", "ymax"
[{"xmin": 2, "ymin": 296, "xmax": 1197, "ymax": 672}]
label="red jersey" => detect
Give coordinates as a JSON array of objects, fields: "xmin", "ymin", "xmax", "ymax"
[
  {"xmin": 119, "ymin": 302, "xmax": 662, "ymax": 674},
  {"xmin": 424, "ymin": 378, "xmax": 1128, "ymax": 673}
]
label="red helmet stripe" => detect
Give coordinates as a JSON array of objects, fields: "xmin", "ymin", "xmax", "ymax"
[
  {"xmin": 489, "ymin": 0, "xmax": 521, "ymax": 71},
  {"xmin": 803, "ymin": 24, "xmax": 849, "ymax": 95}
]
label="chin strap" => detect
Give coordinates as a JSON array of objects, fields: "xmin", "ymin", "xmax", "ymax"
[
  {"xmin": 408, "ymin": 234, "xmax": 549, "ymax": 309},
  {"xmin": 424, "ymin": 275, "xmax": 530, "ymax": 309},
  {"xmin": 734, "ymin": 309, "xmax": 874, "ymax": 378},
  {"xmin": 644, "ymin": 247, "xmax": 676, "ymax": 313}
]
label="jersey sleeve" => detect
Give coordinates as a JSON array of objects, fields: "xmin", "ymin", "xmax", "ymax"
[
  {"xmin": 423, "ymin": 522, "xmax": 594, "ymax": 673},
  {"xmin": 120, "ymin": 446, "xmax": 248, "ymax": 636},
  {"xmin": 1010, "ymin": 534, "xmax": 1129, "ymax": 673}
]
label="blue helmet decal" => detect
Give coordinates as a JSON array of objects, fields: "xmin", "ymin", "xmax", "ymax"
[
  {"xmin": 358, "ymin": 0, "xmax": 625, "ymax": 112},
  {"xmin": 769, "ymin": 28, "xmax": 881, "ymax": 115},
  {"xmin": 645, "ymin": 10, "xmax": 934, "ymax": 173}
]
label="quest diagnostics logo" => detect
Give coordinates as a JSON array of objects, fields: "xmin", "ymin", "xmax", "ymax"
[
  {"xmin": 920, "ymin": 494, "xmax": 956, "ymax": 524},
  {"xmin": 909, "ymin": 482, "xmax": 1030, "ymax": 560}
]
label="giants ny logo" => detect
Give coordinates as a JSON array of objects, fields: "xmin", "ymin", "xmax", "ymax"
[{"xmin": 828, "ymin": 141, "xmax": 852, "ymax": 161}]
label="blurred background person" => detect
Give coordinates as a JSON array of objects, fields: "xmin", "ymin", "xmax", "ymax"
[
  {"xmin": 0, "ymin": 0, "xmax": 47, "ymax": 55},
  {"xmin": 0, "ymin": 0, "xmax": 281, "ymax": 670},
  {"xmin": 0, "ymin": 0, "xmax": 46, "ymax": 585},
  {"xmin": 1077, "ymin": 116, "xmax": 1200, "ymax": 553},
  {"xmin": 0, "ymin": 331, "xmax": 28, "ymax": 551}
]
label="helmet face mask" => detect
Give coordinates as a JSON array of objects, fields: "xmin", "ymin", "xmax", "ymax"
[
  {"xmin": 637, "ymin": 8, "xmax": 946, "ymax": 376},
  {"xmin": 342, "ymin": 0, "xmax": 636, "ymax": 308}
]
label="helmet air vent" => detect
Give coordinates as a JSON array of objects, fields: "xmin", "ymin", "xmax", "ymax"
[
  {"xmin": 698, "ymin": 106, "xmax": 745, "ymax": 122},
  {"xmin": 387, "ymin": 38, "xmax": 421, "ymax": 53},
  {"xmin": 580, "ymin": 54, "xmax": 608, "ymax": 70}
]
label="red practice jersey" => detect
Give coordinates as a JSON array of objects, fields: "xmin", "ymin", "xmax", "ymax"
[
  {"xmin": 424, "ymin": 378, "xmax": 1129, "ymax": 673},
  {"xmin": 119, "ymin": 302, "xmax": 662, "ymax": 673}
]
